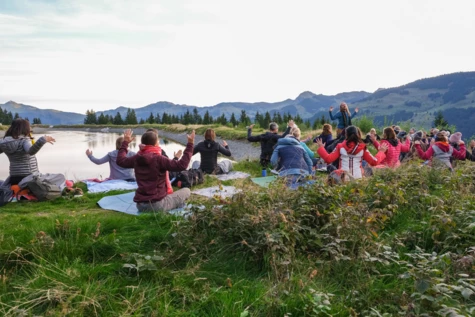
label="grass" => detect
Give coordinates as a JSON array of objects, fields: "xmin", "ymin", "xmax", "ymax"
[{"xmin": 1, "ymin": 159, "xmax": 475, "ymax": 316}]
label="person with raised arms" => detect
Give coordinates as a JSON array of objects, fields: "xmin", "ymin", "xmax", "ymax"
[{"xmin": 329, "ymin": 102, "xmax": 359, "ymax": 135}]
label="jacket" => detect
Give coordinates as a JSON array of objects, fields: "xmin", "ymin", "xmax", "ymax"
[
  {"xmin": 193, "ymin": 140, "xmax": 231, "ymax": 174},
  {"xmin": 117, "ymin": 141, "xmax": 193, "ymax": 203},
  {"xmin": 87, "ymin": 149, "xmax": 136, "ymax": 180},
  {"xmin": 0, "ymin": 136, "xmax": 48, "ymax": 177},
  {"xmin": 247, "ymin": 127, "xmax": 291, "ymax": 160},
  {"xmin": 372, "ymin": 138, "xmax": 410, "ymax": 168},
  {"xmin": 415, "ymin": 142, "xmax": 466, "ymax": 168},
  {"xmin": 329, "ymin": 111, "xmax": 357, "ymax": 129},
  {"xmin": 271, "ymin": 137, "xmax": 313, "ymax": 177},
  {"xmin": 317, "ymin": 141, "xmax": 385, "ymax": 179},
  {"xmin": 313, "ymin": 133, "xmax": 333, "ymax": 145}
]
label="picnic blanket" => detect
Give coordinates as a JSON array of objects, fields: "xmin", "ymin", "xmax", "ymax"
[
  {"xmin": 191, "ymin": 186, "xmax": 241, "ymax": 199},
  {"xmin": 211, "ymin": 171, "xmax": 250, "ymax": 181},
  {"xmin": 250, "ymin": 176, "xmax": 277, "ymax": 188},
  {"xmin": 85, "ymin": 179, "xmax": 138, "ymax": 193},
  {"xmin": 96, "ymin": 191, "xmax": 201, "ymax": 216}
]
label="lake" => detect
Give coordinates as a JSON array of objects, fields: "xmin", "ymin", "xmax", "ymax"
[{"xmin": 0, "ymin": 130, "xmax": 192, "ymax": 181}]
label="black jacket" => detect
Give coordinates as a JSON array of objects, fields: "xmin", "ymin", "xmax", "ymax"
[
  {"xmin": 193, "ymin": 140, "xmax": 231, "ymax": 174},
  {"xmin": 247, "ymin": 127, "xmax": 291, "ymax": 160}
]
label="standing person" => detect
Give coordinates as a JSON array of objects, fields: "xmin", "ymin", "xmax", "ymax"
[
  {"xmin": 370, "ymin": 127, "xmax": 410, "ymax": 168},
  {"xmin": 313, "ymin": 123, "xmax": 333, "ymax": 145},
  {"xmin": 85, "ymin": 136, "xmax": 136, "ymax": 181},
  {"xmin": 329, "ymin": 102, "xmax": 359, "ymax": 134},
  {"xmin": 116, "ymin": 129, "xmax": 195, "ymax": 212},
  {"xmin": 315, "ymin": 126, "xmax": 387, "ymax": 179},
  {"xmin": 247, "ymin": 120, "xmax": 292, "ymax": 168},
  {"xmin": 193, "ymin": 128, "xmax": 232, "ymax": 174},
  {"xmin": 0, "ymin": 118, "xmax": 55, "ymax": 185},
  {"xmin": 414, "ymin": 132, "xmax": 466, "ymax": 170}
]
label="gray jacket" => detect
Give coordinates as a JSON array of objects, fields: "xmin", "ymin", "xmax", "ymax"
[
  {"xmin": 87, "ymin": 150, "xmax": 136, "ymax": 180},
  {"xmin": 0, "ymin": 136, "xmax": 47, "ymax": 177}
]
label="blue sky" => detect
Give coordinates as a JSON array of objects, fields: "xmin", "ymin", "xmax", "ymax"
[{"xmin": 1, "ymin": 0, "xmax": 474, "ymax": 113}]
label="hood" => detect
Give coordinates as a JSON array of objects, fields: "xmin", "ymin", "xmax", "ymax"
[
  {"xmin": 342, "ymin": 141, "xmax": 366, "ymax": 154},
  {"xmin": 0, "ymin": 137, "xmax": 25, "ymax": 154},
  {"xmin": 385, "ymin": 138, "xmax": 398, "ymax": 147},
  {"xmin": 433, "ymin": 141, "xmax": 451, "ymax": 153},
  {"xmin": 277, "ymin": 137, "xmax": 300, "ymax": 146},
  {"xmin": 204, "ymin": 139, "xmax": 216, "ymax": 149},
  {"xmin": 135, "ymin": 152, "xmax": 157, "ymax": 166}
]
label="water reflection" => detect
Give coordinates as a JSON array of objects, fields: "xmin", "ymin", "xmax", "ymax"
[{"xmin": 0, "ymin": 130, "xmax": 189, "ymax": 181}]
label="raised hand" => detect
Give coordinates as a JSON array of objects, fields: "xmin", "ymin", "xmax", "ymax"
[
  {"xmin": 378, "ymin": 143, "xmax": 388, "ymax": 152},
  {"xmin": 288, "ymin": 119, "xmax": 295, "ymax": 128},
  {"xmin": 187, "ymin": 130, "xmax": 195, "ymax": 144},
  {"xmin": 174, "ymin": 149, "xmax": 183, "ymax": 159},
  {"xmin": 249, "ymin": 124, "xmax": 255, "ymax": 129},
  {"xmin": 123, "ymin": 129, "xmax": 133, "ymax": 142},
  {"xmin": 222, "ymin": 140, "xmax": 228, "ymax": 147},
  {"xmin": 329, "ymin": 106, "xmax": 334, "ymax": 112},
  {"xmin": 44, "ymin": 135, "xmax": 55, "ymax": 144},
  {"xmin": 315, "ymin": 138, "xmax": 325, "ymax": 149},
  {"xmin": 86, "ymin": 149, "xmax": 92, "ymax": 156},
  {"xmin": 370, "ymin": 134, "xmax": 377, "ymax": 142},
  {"xmin": 355, "ymin": 107, "xmax": 359, "ymax": 113}
]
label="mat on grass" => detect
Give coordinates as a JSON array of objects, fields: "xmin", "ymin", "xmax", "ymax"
[
  {"xmin": 191, "ymin": 186, "xmax": 241, "ymax": 199},
  {"xmin": 97, "ymin": 191, "xmax": 199, "ymax": 216},
  {"xmin": 250, "ymin": 176, "xmax": 277, "ymax": 188},
  {"xmin": 211, "ymin": 171, "xmax": 250, "ymax": 181},
  {"xmin": 85, "ymin": 179, "xmax": 138, "ymax": 193}
]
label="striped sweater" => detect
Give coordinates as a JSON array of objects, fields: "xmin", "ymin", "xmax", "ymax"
[{"xmin": 0, "ymin": 136, "xmax": 48, "ymax": 177}]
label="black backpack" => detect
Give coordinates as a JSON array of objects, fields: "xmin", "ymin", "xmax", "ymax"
[{"xmin": 172, "ymin": 169, "xmax": 204, "ymax": 188}]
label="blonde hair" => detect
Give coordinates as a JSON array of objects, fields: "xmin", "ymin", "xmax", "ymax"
[
  {"xmin": 370, "ymin": 128, "xmax": 376, "ymax": 134},
  {"xmin": 291, "ymin": 127, "xmax": 301, "ymax": 139}
]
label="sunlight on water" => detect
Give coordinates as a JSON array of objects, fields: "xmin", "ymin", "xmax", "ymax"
[{"xmin": 0, "ymin": 130, "xmax": 201, "ymax": 181}]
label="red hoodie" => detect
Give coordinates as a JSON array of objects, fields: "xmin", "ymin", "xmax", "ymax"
[
  {"xmin": 117, "ymin": 141, "xmax": 193, "ymax": 203},
  {"xmin": 415, "ymin": 142, "xmax": 466, "ymax": 161}
]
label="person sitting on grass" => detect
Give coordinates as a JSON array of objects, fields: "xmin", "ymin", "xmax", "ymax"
[
  {"xmin": 271, "ymin": 127, "xmax": 313, "ymax": 182},
  {"xmin": 85, "ymin": 136, "xmax": 136, "ymax": 181},
  {"xmin": 414, "ymin": 131, "xmax": 466, "ymax": 171},
  {"xmin": 192, "ymin": 128, "xmax": 233, "ymax": 175},
  {"xmin": 117, "ymin": 129, "xmax": 195, "ymax": 212},
  {"xmin": 363, "ymin": 128, "xmax": 381, "ymax": 144},
  {"xmin": 315, "ymin": 126, "xmax": 387, "ymax": 179},
  {"xmin": 247, "ymin": 120, "xmax": 292, "ymax": 168},
  {"xmin": 370, "ymin": 127, "xmax": 410, "ymax": 168},
  {"xmin": 313, "ymin": 123, "xmax": 333, "ymax": 145}
]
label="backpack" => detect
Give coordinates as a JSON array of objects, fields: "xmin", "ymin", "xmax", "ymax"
[
  {"xmin": 19, "ymin": 173, "xmax": 66, "ymax": 201},
  {"xmin": 172, "ymin": 169, "xmax": 204, "ymax": 188},
  {"xmin": 0, "ymin": 182, "xmax": 13, "ymax": 207}
]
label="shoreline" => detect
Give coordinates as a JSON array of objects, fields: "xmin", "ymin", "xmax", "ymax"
[{"xmin": 10, "ymin": 127, "xmax": 262, "ymax": 162}]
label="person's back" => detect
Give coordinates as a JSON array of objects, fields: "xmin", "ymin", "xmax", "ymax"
[
  {"xmin": 117, "ymin": 129, "xmax": 195, "ymax": 212},
  {"xmin": 271, "ymin": 128, "xmax": 313, "ymax": 177},
  {"xmin": 193, "ymin": 128, "xmax": 232, "ymax": 174},
  {"xmin": 414, "ymin": 132, "xmax": 466, "ymax": 170},
  {"xmin": 247, "ymin": 121, "xmax": 291, "ymax": 167},
  {"xmin": 0, "ymin": 118, "xmax": 55, "ymax": 185},
  {"xmin": 371, "ymin": 127, "xmax": 410, "ymax": 168},
  {"xmin": 86, "ymin": 137, "xmax": 136, "ymax": 181}
]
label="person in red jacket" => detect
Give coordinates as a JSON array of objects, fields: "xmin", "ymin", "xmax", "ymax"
[
  {"xmin": 316, "ymin": 126, "xmax": 387, "ymax": 179},
  {"xmin": 117, "ymin": 129, "xmax": 195, "ymax": 212},
  {"xmin": 370, "ymin": 127, "xmax": 410, "ymax": 168},
  {"xmin": 414, "ymin": 132, "xmax": 466, "ymax": 170}
]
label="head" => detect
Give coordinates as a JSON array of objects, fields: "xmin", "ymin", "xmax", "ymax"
[
  {"xmin": 432, "ymin": 128, "xmax": 439, "ymax": 136},
  {"xmin": 322, "ymin": 124, "xmax": 332, "ymax": 135},
  {"xmin": 5, "ymin": 118, "xmax": 31, "ymax": 139},
  {"xmin": 345, "ymin": 125, "xmax": 363, "ymax": 144},
  {"xmin": 290, "ymin": 127, "xmax": 301, "ymax": 140},
  {"xmin": 409, "ymin": 127, "xmax": 416, "ymax": 134},
  {"xmin": 141, "ymin": 131, "xmax": 158, "ymax": 146},
  {"xmin": 413, "ymin": 130, "xmax": 424, "ymax": 142},
  {"xmin": 146, "ymin": 128, "xmax": 159, "ymax": 135},
  {"xmin": 393, "ymin": 125, "xmax": 401, "ymax": 134},
  {"xmin": 369, "ymin": 128, "xmax": 376, "ymax": 135},
  {"xmin": 449, "ymin": 132, "xmax": 462, "ymax": 144},
  {"xmin": 269, "ymin": 122, "xmax": 279, "ymax": 132},
  {"xmin": 339, "ymin": 102, "xmax": 349, "ymax": 113},
  {"xmin": 435, "ymin": 132, "xmax": 448, "ymax": 143},
  {"xmin": 382, "ymin": 127, "xmax": 396, "ymax": 140},
  {"xmin": 204, "ymin": 128, "xmax": 216, "ymax": 141},
  {"xmin": 116, "ymin": 137, "xmax": 125, "ymax": 150}
]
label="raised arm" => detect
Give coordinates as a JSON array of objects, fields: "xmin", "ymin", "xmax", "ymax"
[
  {"xmin": 117, "ymin": 129, "xmax": 136, "ymax": 168},
  {"xmin": 86, "ymin": 151, "xmax": 110, "ymax": 165},
  {"xmin": 414, "ymin": 142, "xmax": 434, "ymax": 160},
  {"xmin": 452, "ymin": 143, "xmax": 466, "ymax": 160},
  {"xmin": 23, "ymin": 136, "xmax": 50, "ymax": 155},
  {"xmin": 218, "ymin": 140, "xmax": 231, "ymax": 157},
  {"xmin": 400, "ymin": 137, "xmax": 411, "ymax": 153},
  {"xmin": 247, "ymin": 124, "xmax": 262, "ymax": 142}
]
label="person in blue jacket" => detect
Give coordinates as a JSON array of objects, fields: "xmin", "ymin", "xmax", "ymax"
[{"xmin": 329, "ymin": 102, "xmax": 359, "ymax": 134}]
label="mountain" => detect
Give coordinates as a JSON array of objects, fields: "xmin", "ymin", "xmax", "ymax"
[
  {"xmin": 2, "ymin": 71, "xmax": 475, "ymax": 137},
  {"xmin": 0, "ymin": 101, "xmax": 85, "ymax": 125}
]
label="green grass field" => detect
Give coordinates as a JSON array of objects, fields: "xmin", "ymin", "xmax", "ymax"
[{"xmin": 1, "ymin": 159, "xmax": 474, "ymax": 316}]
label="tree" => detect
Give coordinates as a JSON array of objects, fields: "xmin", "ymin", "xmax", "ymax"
[
  {"xmin": 139, "ymin": 118, "xmax": 145, "ymax": 124},
  {"xmin": 113, "ymin": 112, "xmax": 123, "ymax": 125},
  {"xmin": 147, "ymin": 112, "xmax": 155, "ymax": 124},
  {"xmin": 239, "ymin": 110, "xmax": 250, "ymax": 126},
  {"xmin": 216, "ymin": 113, "xmax": 227, "ymax": 125},
  {"xmin": 125, "ymin": 108, "xmax": 138, "ymax": 125},
  {"xmin": 433, "ymin": 110, "xmax": 448, "ymax": 128},
  {"xmin": 97, "ymin": 113, "xmax": 108, "ymax": 124},
  {"xmin": 192, "ymin": 108, "xmax": 202, "ymax": 124},
  {"xmin": 263, "ymin": 111, "xmax": 271, "ymax": 128},
  {"xmin": 203, "ymin": 110, "xmax": 212, "ymax": 125},
  {"xmin": 229, "ymin": 113, "xmax": 237, "ymax": 127},
  {"xmin": 84, "ymin": 109, "xmax": 97, "ymax": 124},
  {"xmin": 155, "ymin": 113, "xmax": 161, "ymax": 124}
]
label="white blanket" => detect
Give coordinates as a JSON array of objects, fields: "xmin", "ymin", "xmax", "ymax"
[
  {"xmin": 191, "ymin": 186, "xmax": 241, "ymax": 199},
  {"xmin": 211, "ymin": 171, "xmax": 250, "ymax": 181},
  {"xmin": 85, "ymin": 180, "xmax": 138, "ymax": 193}
]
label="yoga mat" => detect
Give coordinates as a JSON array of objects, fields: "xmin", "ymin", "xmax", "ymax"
[
  {"xmin": 250, "ymin": 176, "xmax": 277, "ymax": 188},
  {"xmin": 191, "ymin": 186, "xmax": 241, "ymax": 199}
]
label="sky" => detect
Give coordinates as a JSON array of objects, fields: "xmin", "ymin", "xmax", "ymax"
[{"xmin": 1, "ymin": 0, "xmax": 474, "ymax": 113}]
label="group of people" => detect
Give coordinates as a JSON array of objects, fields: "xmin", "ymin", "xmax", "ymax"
[{"xmin": 1, "ymin": 106, "xmax": 474, "ymax": 212}]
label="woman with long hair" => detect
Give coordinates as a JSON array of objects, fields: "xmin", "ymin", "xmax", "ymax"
[
  {"xmin": 370, "ymin": 127, "xmax": 410, "ymax": 168},
  {"xmin": 329, "ymin": 102, "xmax": 359, "ymax": 134},
  {"xmin": 313, "ymin": 123, "xmax": 333, "ymax": 146},
  {"xmin": 316, "ymin": 125, "xmax": 387, "ymax": 179},
  {"xmin": 193, "ymin": 128, "xmax": 232, "ymax": 174},
  {"xmin": 0, "ymin": 118, "xmax": 55, "ymax": 185}
]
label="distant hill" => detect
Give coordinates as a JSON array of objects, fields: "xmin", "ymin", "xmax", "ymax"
[{"xmin": 2, "ymin": 71, "xmax": 475, "ymax": 137}]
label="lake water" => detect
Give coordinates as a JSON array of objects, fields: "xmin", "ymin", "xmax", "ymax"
[{"xmin": 0, "ymin": 130, "xmax": 192, "ymax": 181}]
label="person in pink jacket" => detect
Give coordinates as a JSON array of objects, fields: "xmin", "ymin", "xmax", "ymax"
[
  {"xmin": 316, "ymin": 126, "xmax": 387, "ymax": 179},
  {"xmin": 370, "ymin": 127, "xmax": 411, "ymax": 168},
  {"xmin": 414, "ymin": 132, "xmax": 466, "ymax": 170}
]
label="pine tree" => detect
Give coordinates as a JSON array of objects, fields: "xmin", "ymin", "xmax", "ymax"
[
  {"xmin": 203, "ymin": 110, "xmax": 212, "ymax": 124},
  {"xmin": 139, "ymin": 118, "xmax": 145, "ymax": 124},
  {"xmin": 125, "ymin": 108, "xmax": 138, "ymax": 124},
  {"xmin": 97, "ymin": 113, "xmax": 108, "ymax": 124},
  {"xmin": 84, "ymin": 109, "xmax": 97, "ymax": 124},
  {"xmin": 239, "ymin": 110, "xmax": 250, "ymax": 126},
  {"xmin": 147, "ymin": 112, "xmax": 155, "ymax": 124},
  {"xmin": 433, "ymin": 110, "xmax": 448, "ymax": 128},
  {"xmin": 155, "ymin": 113, "xmax": 161, "ymax": 124},
  {"xmin": 229, "ymin": 113, "xmax": 237, "ymax": 126},
  {"xmin": 113, "ymin": 112, "xmax": 123, "ymax": 125},
  {"xmin": 263, "ymin": 111, "xmax": 271, "ymax": 128}
]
